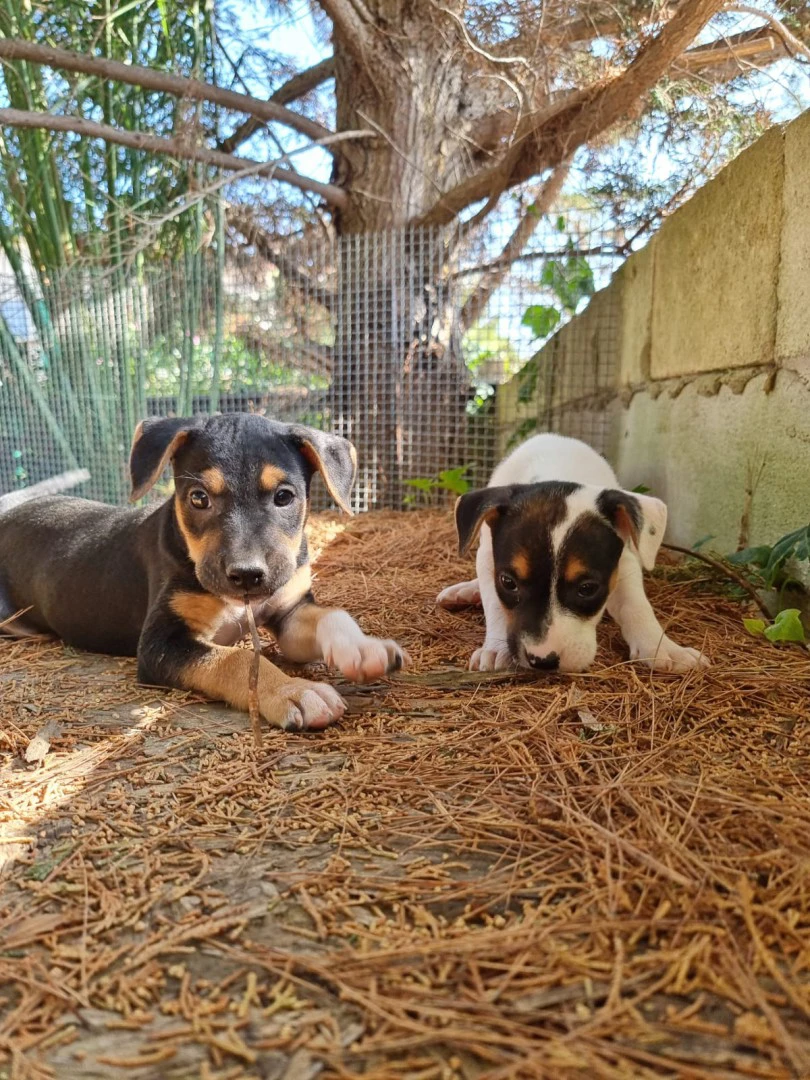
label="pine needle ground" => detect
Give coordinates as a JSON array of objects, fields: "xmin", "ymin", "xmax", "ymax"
[{"xmin": 2, "ymin": 510, "xmax": 809, "ymax": 1079}]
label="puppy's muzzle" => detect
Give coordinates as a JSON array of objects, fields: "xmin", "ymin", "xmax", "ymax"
[
  {"xmin": 225, "ymin": 563, "xmax": 269, "ymax": 594},
  {"xmin": 526, "ymin": 651, "xmax": 560, "ymax": 671}
]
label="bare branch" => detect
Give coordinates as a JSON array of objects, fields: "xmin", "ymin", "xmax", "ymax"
[
  {"xmin": 459, "ymin": 161, "xmax": 571, "ymax": 332},
  {"xmin": 416, "ymin": 0, "xmax": 727, "ymax": 227},
  {"xmin": 678, "ymin": 24, "xmax": 786, "ymax": 78},
  {"xmin": 722, "ymin": 5, "xmax": 810, "ymax": 63},
  {"xmin": 435, "ymin": 5, "xmax": 531, "ymax": 67},
  {"xmin": 0, "ymin": 107, "xmax": 350, "ymax": 208},
  {"xmin": 483, "ymin": 4, "xmax": 682, "ymax": 62},
  {"xmin": 0, "ymin": 37, "xmax": 335, "ymax": 147},
  {"xmin": 219, "ymin": 58, "xmax": 336, "ymax": 154}
]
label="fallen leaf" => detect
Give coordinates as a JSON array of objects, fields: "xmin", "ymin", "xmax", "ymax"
[{"xmin": 24, "ymin": 720, "xmax": 63, "ymax": 764}]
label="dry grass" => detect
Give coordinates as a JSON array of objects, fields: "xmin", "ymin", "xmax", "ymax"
[{"xmin": 1, "ymin": 510, "xmax": 810, "ymax": 1080}]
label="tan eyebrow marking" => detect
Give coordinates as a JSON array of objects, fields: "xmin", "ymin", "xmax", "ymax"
[
  {"xmin": 260, "ymin": 464, "xmax": 286, "ymax": 491},
  {"xmin": 512, "ymin": 551, "xmax": 530, "ymax": 580},
  {"xmin": 563, "ymin": 555, "xmax": 588, "ymax": 582},
  {"xmin": 200, "ymin": 467, "xmax": 226, "ymax": 495}
]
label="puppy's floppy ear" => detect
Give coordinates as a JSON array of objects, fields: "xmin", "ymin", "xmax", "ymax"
[
  {"xmin": 288, "ymin": 426, "xmax": 357, "ymax": 514},
  {"xmin": 129, "ymin": 417, "xmax": 198, "ymax": 503},
  {"xmin": 455, "ymin": 485, "xmax": 514, "ymax": 557},
  {"xmin": 597, "ymin": 489, "xmax": 667, "ymax": 570}
]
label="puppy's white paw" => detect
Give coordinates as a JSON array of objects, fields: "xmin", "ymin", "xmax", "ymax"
[
  {"xmin": 470, "ymin": 643, "xmax": 513, "ymax": 671},
  {"xmin": 328, "ymin": 635, "xmax": 406, "ymax": 683},
  {"xmin": 272, "ymin": 679, "xmax": 346, "ymax": 732},
  {"xmin": 317, "ymin": 610, "xmax": 407, "ymax": 683},
  {"xmin": 437, "ymin": 579, "xmax": 481, "ymax": 609},
  {"xmin": 631, "ymin": 636, "xmax": 710, "ymax": 673}
]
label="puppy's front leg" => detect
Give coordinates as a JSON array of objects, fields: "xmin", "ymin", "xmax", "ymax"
[
  {"xmin": 274, "ymin": 599, "xmax": 405, "ymax": 683},
  {"xmin": 607, "ymin": 548, "xmax": 709, "ymax": 673},
  {"xmin": 469, "ymin": 527, "xmax": 513, "ymax": 671},
  {"xmin": 138, "ymin": 601, "xmax": 345, "ymax": 731}
]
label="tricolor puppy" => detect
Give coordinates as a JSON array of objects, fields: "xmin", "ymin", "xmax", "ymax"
[
  {"xmin": 437, "ymin": 434, "xmax": 709, "ymax": 674},
  {"xmin": 0, "ymin": 414, "xmax": 406, "ymax": 730}
]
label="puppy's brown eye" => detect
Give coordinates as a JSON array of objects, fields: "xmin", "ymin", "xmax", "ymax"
[
  {"xmin": 189, "ymin": 489, "xmax": 210, "ymax": 510},
  {"xmin": 274, "ymin": 488, "xmax": 295, "ymax": 507},
  {"xmin": 499, "ymin": 572, "xmax": 518, "ymax": 593},
  {"xmin": 577, "ymin": 579, "xmax": 599, "ymax": 599}
]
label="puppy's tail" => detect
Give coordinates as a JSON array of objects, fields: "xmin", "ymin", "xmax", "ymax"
[{"xmin": 0, "ymin": 468, "xmax": 90, "ymax": 514}]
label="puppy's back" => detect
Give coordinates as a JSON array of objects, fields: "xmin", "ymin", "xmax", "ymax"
[{"xmin": 490, "ymin": 433, "xmax": 616, "ymax": 489}]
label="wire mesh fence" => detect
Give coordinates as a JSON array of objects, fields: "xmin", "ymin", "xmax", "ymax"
[{"xmin": 0, "ymin": 211, "xmax": 626, "ymax": 510}]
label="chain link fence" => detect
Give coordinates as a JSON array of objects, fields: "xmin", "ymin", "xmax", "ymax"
[{"xmin": 0, "ymin": 212, "xmax": 625, "ymax": 510}]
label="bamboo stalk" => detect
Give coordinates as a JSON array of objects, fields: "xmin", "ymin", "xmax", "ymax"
[{"xmin": 0, "ymin": 312, "xmax": 79, "ymax": 468}]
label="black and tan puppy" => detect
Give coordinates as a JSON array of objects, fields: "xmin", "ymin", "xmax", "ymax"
[{"xmin": 0, "ymin": 414, "xmax": 405, "ymax": 730}]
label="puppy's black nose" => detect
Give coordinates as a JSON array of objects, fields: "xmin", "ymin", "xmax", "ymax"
[
  {"xmin": 527, "ymin": 652, "xmax": 560, "ymax": 671},
  {"xmin": 226, "ymin": 565, "xmax": 267, "ymax": 591}
]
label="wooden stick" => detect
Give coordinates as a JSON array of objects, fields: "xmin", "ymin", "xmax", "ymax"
[{"xmin": 244, "ymin": 604, "xmax": 263, "ymax": 750}]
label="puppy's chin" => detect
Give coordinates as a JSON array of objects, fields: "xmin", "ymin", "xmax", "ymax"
[
  {"xmin": 515, "ymin": 643, "xmax": 597, "ymax": 674},
  {"xmin": 559, "ymin": 658, "xmax": 595, "ymax": 674}
]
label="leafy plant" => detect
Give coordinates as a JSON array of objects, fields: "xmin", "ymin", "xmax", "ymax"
[
  {"xmin": 521, "ymin": 236, "xmax": 596, "ymax": 348},
  {"xmin": 744, "ymin": 609, "xmax": 807, "ymax": 644},
  {"xmin": 727, "ymin": 525, "xmax": 810, "ymax": 591},
  {"xmin": 521, "ymin": 305, "xmax": 561, "ymax": 340},
  {"xmin": 727, "ymin": 524, "xmax": 810, "ymax": 642},
  {"xmin": 404, "ymin": 466, "xmax": 471, "ymax": 505},
  {"xmin": 540, "ymin": 248, "xmax": 596, "ymax": 314}
]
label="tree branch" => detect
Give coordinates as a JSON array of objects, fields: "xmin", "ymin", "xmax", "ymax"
[
  {"xmin": 416, "ymin": 0, "xmax": 727, "ymax": 227},
  {"xmin": 724, "ymin": 5, "xmax": 810, "ymax": 63},
  {"xmin": 463, "ymin": 19, "xmax": 806, "ymax": 163},
  {"xmin": 317, "ymin": 0, "xmax": 377, "ymax": 66},
  {"xmin": 678, "ymin": 24, "xmax": 787, "ymax": 78},
  {"xmin": 0, "ymin": 107, "xmax": 349, "ymax": 208},
  {"xmin": 481, "ymin": 5, "xmax": 686, "ymax": 65},
  {"xmin": 219, "ymin": 58, "xmax": 336, "ymax": 154},
  {"xmin": 458, "ymin": 161, "xmax": 571, "ymax": 332},
  {"xmin": 227, "ymin": 206, "xmax": 337, "ymax": 310},
  {"xmin": 0, "ymin": 37, "xmax": 336, "ymax": 147}
]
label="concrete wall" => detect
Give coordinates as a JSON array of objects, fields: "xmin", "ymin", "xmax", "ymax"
[{"xmin": 498, "ymin": 109, "xmax": 810, "ymax": 551}]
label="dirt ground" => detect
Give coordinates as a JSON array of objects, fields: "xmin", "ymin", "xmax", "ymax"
[{"xmin": 2, "ymin": 510, "xmax": 810, "ymax": 1080}]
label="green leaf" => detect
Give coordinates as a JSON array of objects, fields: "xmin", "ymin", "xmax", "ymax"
[
  {"xmin": 156, "ymin": 0, "xmax": 174, "ymax": 57},
  {"xmin": 743, "ymin": 618, "xmax": 766, "ymax": 637},
  {"xmin": 540, "ymin": 254, "xmax": 595, "ymax": 313},
  {"xmin": 404, "ymin": 477, "xmax": 436, "ymax": 493},
  {"xmin": 521, "ymin": 305, "xmax": 560, "ymax": 340},
  {"xmin": 727, "ymin": 545, "xmax": 772, "ymax": 568},
  {"xmin": 631, "ymin": 483, "xmax": 651, "ymax": 494},
  {"xmin": 556, "ymin": 215, "xmax": 566, "ymax": 232},
  {"xmin": 437, "ymin": 467, "xmax": 470, "ymax": 495},
  {"xmin": 762, "ymin": 525, "xmax": 810, "ymax": 587},
  {"xmin": 763, "ymin": 608, "xmax": 807, "ymax": 643}
]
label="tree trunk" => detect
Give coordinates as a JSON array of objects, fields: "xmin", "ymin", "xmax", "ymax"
[{"xmin": 328, "ymin": 8, "xmax": 482, "ymax": 506}]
